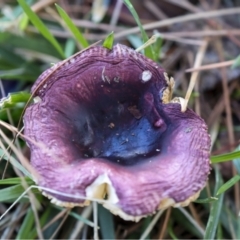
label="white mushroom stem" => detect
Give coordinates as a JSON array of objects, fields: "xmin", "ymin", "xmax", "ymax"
[
  {"xmin": 135, "ymin": 35, "xmax": 157, "ymax": 52},
  {"xmin": 181, "ymin": 41, "xmax": 208, "ymax": 112}
]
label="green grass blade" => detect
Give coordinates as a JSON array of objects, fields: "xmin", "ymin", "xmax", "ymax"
[
  {"xmin": 204, "ymin": 166, "xmax": 224, "ymax": 239},
  {"xmin": 54, "ymin": 206, "xmax": 95, "ymax": 228},
  {"xmin": 17, "ymin": 0, "xmax": 65, "ymax": 58},
  {"xmin": 0, "ymin": 185, "xmax": 39, "ymax": 203},
  {"xmin": 217, "ymin": 175, "xmax": 240, "ymax": 195},
  {"xmin": 0, "ymin": 47, "xmax": 26, "ymax": 66},
  {"xmin": 237, "ymin": 218, "xmax": 240, "ymax": 239},
  {"xmin": 0, "ymin": 92, "xmax": 31, "ymax": 110},
  {"xmin": 0, "ymin": 32, "xmax": 62, "ymax": 58},
  {"xmin": 217, "ymin": 223, "xmax": 223, "ymax": 240},
  {"xmin": 211, "ymin": 150, "xmax": 240, "ymax": 163},
  {"xmin": 16, "ymin": 208, "xmax": 34, "ymax": 239},
  {"xmin": 142, "ymin": 216, "xmax": 152, "ymax": 239},
  {"xmin": 220, "ymin": 205, "xmax": 238, "ymax": 239},
  {"xmin": 64, "ymin": 38, "xmax": 76, "ymax": 58},
  {"xmin": 233, "ymin": 145, "xmax": 240, "ymax": 174},
  {"xmin": 127, "ymin": 35, "xmax": 143, "ymax": 50},
  {"xmin": 123, "ymin": 0, "xmax": 154, "ymax": 60},
  {"xmin": 55, "ymin": 4, "xmax": 89, "ymax": 49},
  {"xmin": 0, "ymin": 149, "xmax": 32, "ymax": 178},
  {"xmin": 98, "ymin": 204, "xmax": 115, "ymax": 239},
  {"xmin": 0, "ymin": 177, "xmax": 33, "ymax": 185},
  {"xmin": 0, "ymin": 185, "xmax": 27, "ymax": 202},
  {"xmin": 28, "ymin": 206, "xmax": 52, "ymax": 239},
  {"xmin": 173, "ymin": 208, "xmax": 202, "ymax": 238},
  {"xmin": 19, "ymin": 13, "xmax": 29, "ymax": 30},
  {"xmin": 194, "ymin": 197, "xmax": 218, "ymax": 204},
  {"xmin": 103, "ymin": 31, "xmax": 114, "ymax": 50},
  {"xmin": 0, "ymin": 68, "xmax": 27, "ymax": 79},
  {"xmin": 232, "ymin": 55, "xmax": 240, "ymax": 68},
  {"xmin": 154, "ymin": 37, "xmax": 163, "ymax": 62},
  {"xmin": 168, "ymin": 220, "xmax": 178, "ymax": 240}
]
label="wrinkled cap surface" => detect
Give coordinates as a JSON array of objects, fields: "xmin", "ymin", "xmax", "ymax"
[{"xmin": 24, "ymin": 44, "xmax": 211, "ymax": 221}]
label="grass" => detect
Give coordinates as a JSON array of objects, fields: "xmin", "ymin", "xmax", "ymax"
[{"xmin": 0, "ymin": 0, "xmax": 240, "ymax": 239}]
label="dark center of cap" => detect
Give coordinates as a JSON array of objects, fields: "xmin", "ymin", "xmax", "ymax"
[{"xmin": 69, "ymin": 86, "xmax": 167, "ymax": 165}]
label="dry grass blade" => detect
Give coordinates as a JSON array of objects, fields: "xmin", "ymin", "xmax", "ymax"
[
  {"xmin": 185, "ymin": 60, "xmax": 234, "ymax": 73},
  {"xmin": 135, "ymin": 35, "xmax": 157, "ymax": 52},
  {"xmin": 42, "ymin": 208, "xmax": 69, "ymax": 231},
  {"xmin": 27, "ymin": 27, "xmax": 240, "ymax": 42},
  {"xmin": 26, "ymin": 0, "xmax": 57, "ymax": 13},
  {"xmin": 49, "ymin": 209, "xmax": 70, "ymax": 239},
  {"xmin": 162, "ymin": 30, "xmax": 240, "ymax": 38},
  {"xmin": 0, "ymin": 130, "xmax": 43, "ymax": 239},
  {"xmin": 182, "ymin": 41, "xmax": 208, "ymax": 112},
  {"xmin": 179, "ymin": 207, "xmax": 205, "ymax": 237},
  {"xmin": 0, "ymin": 81, "xmax": 20, "ymax": 149},
  {"xmin": 0, "ymin": 184, "xmax": 102, "ymax": 224},
  {"xmin": 110, "ymin": 0, "xmax": 123, "ymax": 26},
  {"xmin": 0, "ymin": 126, "xmax": 39, "ymax": 180},
  {"xmin": 69, "ymin": 205, "xmax": 93, "ymax": 239},
  {"xmin": 0, "ymin": 80, "xmax": 21, "ymax": 179},
  {"xmin": 188, "ymin": 203, "xmax": 205, "ymax": 229},
  {"xmin": 207, "ymin": 81, "xmax": 237, "ymax": 128},
  {"xmin": 115, "ymin": 8, "xmax": 240, "ymax": 39},
  {"xmin": 93, "ymin": 202, "xmax": 99, "ymax": 240},
  {"xmin": 166, "ymin": 0, "xmax": 200, "ymax": 13},
  {"xmin": 140, "ymin": 210, "xmax": 164, "ymax": 240},
  {"xmin": 215, "ymin": 40, "xmax": 239, "ymax": 215},
  {"xmin": 154, "ymin": 31, "xmax": 204, "ymax": 45},
  {"xmin": 1, "ymin": 203, "xmax": 25, "ymax": 239},
  {"xmin": 158, "ymin": 208, "xmax": 171, "ymax": 239},
  {"xmin": 144, "ymin": 1, "xmax": 167, "ymax": 20}
]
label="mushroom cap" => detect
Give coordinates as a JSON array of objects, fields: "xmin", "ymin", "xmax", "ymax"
[{"xmin": 24, "ymin": 44, "xmax": 211, "ymax": 221}]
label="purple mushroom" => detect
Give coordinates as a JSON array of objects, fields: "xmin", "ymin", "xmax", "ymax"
[{"xmin": 23, "ymin": 44, "xmax": 211, "ymax": 221}]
